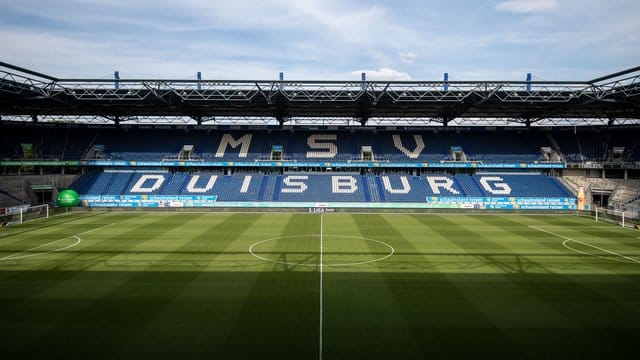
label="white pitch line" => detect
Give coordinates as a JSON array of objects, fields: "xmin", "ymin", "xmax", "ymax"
[
  {"xmin": 560, "ymin": 240, "xmax": 638, "ymax": 265},
  {"xmin": 0, "ymin": 222, "xmax": 115, "ymax": 262},
  {"xmin": 248, "ymin": 234, "xmax": 394, "ymax": 267},
  {"xmin": 76, "ymin": 222, "xmax": 116, "ymax": 236},
  {"xmin": 529, "ymin": 225, "xmax": 640, "ymax": 265},
  {"xmin": 0, "ymin": 236, "xmax": 82, "ymax": 261},
  {"xmin": 319, "ymin": 213, "xmax": 324, "ymax": 360}
]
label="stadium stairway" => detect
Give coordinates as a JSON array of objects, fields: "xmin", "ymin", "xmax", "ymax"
[
  {"xmin": 272, "ymin": 175, "xmax": 283, "ymax": 201},
  {"xmin": 366, "ymin": 175, "xmax": 382, "ymax": 203},
  {"xmin": 161, "ymin": 173, "xmax": 188, "ymax": 195},
  {"xmin": 361, "ymin": 176, "xmax": 371, "ymax": 202},
  {"xmin": 106, "ymin": 172, "xmax": 135, "ymax": 195},
  {"xmin": 70, "ymin": 172, "xmax": 100, "ymax": 194},
  {"xmin": 257, "ymin": 175, "xmax": 270, "ymax": 201},
  {"xmin": 86, "ymin": 173, "xmax": 116, "ymax": 195},
  {"xmin": 456, "ymin": 174, "xmax": 486, "ymax": 197},
  {"xmin": 261, "ymin": 174, "xmax": 279, "ymax": 201},
  {"xmin": 374, "ymin": 176, "xmax": 386, "ymax": 202}
]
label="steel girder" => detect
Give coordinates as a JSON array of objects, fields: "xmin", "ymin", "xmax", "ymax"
[{"xmin": 1, "ymin": 62, "xmax": 639, "ymax": 126}]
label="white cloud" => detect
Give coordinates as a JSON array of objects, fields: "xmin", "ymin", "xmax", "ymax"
[
  {"xmin": 2, "ymin": 0, "xmax": 638, "ymax": 81},
  {"xmin": 0, "ymin": 27, "xmax": 285, "ymax": 79},
  {"xmin": 496, "ymin": 0, "xmax": 558, "ymax": 13},
  {"xmin": 351, "ymin": 68, "xmax": 412, "ymax": 81},
  {"xmin": 400, "ymin": 52, "xmax": 417, "ymax": 64},
  {"xmin": 0, "ymin": 0, "xmax": 424, "ymax": 77}
]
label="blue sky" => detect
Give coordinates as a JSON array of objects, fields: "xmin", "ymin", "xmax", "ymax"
[{"xmin": 1, "ymin": 0, "xmax": 638, "ymax": 81}]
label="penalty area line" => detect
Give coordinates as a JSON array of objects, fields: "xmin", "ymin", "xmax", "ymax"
[
  {"xmin": 0, "ymin": 236, "xmax": 81, "ymax": 261},
  {"xmin": 0, "ymin": 222, "xmax": 116, "ymax": 262},
  {"xmin": 529, "ymin": 225, "xmax": 640, "ymax": 265},
  {"xmin": 76, "ymin": 222, "xmax": 117, "ymax": 236}
]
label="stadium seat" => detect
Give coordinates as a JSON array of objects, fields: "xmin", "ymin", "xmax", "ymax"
[{"xmin": 71, "ymin": 171, "xmax": 573, "ymax": 204}]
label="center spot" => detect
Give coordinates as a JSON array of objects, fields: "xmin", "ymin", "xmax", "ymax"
[{"xmin": 249, "ymin": 234, "xmax": 394, "ymax": 267}]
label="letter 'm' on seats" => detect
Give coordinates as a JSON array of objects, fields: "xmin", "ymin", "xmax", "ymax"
[
  {"xmin": 382, "ymin": 176, "xmax": 411, "ymax": 194},
  {"xmin": 479, "ymin": 176, "xmax": 512, "ymax": 195},
  {"xmin": 332, "ymin": 176, "xmax": 358, "ymax": 193},
  {"xmin": 392, "ymin": 134, "xmax": 425, "ymax": 159},
  {"xmin": 131, "ymin": 174, "xmax": 166, "ymax": 193},
  {"xmin": 186, "ymin": 175, "xmax": 217, "ymax": 193},
  {"xmin": 215, "ymin": 134, "xmax": 252, "ymax": 158},
  {"xmin": 282, "ymin": 176, "xmax": 308, "ymax": 193},
  {"xmin": 426, "ymin": 176, "xmax": 460, "ymax": 195},
  {"xmin": 306, "ymin": 134, "xmax": 338, "ymax": 158}
]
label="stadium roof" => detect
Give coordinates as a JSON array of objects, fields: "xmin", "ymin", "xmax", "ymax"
[{"xmin": 1, "ymin": 62, "xmax": 639, "ymax": 127}]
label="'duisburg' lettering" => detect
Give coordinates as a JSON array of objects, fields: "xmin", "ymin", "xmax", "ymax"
[
  {"xmin": 281, "ymin": 175, "xmax": 309, "ymax": 193},
  {"xmin": 186, "ymin": 175, "xmax": 217, "ymax": 193},
  {"xmin": 426, "ymin": 176, "xmax": 460, "ymax": 195},
  {"xmin": 332, "ymin": 176, "xmax": 358, "ymax": 193},
  {"xmin": 382, "ymin": 176, "xmax": 411, "ymax": 194},
  {"xmin": 479, "ymin": 176, "xmax": 512, "ymax": 195},
  {"xmin": 130, "ymin": 174, "xmax": 166, "ymax": 193}
]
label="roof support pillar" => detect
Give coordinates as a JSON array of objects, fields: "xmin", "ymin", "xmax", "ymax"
[
  {"xmin": 114, "ymin": 71, "xmax": 120, "ymax": 90},
  {"xmin": 279, "ymin": 72, "xmax": 284, "ymax": 92}
]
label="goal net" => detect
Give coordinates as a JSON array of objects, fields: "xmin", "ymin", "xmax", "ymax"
[
  {"xmin": 0, "ymin": 204, "xmax": 49, "ymax": 226},
  {"xmin": 595, "ymin": 207, "xmax": 628, "ymax": 228}
]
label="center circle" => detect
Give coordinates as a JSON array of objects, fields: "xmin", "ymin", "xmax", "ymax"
[{"xmin": 249, "ymin": 234, "xmax": 394, "ymax": 267}]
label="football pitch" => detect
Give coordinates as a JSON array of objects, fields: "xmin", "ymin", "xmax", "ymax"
[{"xmin": 1, "ymin": 211, "xmax": 640, "ymax": 359}]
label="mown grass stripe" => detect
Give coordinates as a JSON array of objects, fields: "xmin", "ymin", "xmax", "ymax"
[
  {"xmin": 351, "ymin": 214, "xmax": 524, "ymax": 358},
  {"xmin": 11, "ymin": 213, "xmax": 261, "ymax": 358},
  {"xmin": 218, "ymin": 214, "xmax": 319, "ymax": 359}
]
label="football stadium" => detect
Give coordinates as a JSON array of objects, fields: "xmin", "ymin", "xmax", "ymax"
[{"xmin": 1, "ymin": 59, "xmax": 640, "ymax": 359}]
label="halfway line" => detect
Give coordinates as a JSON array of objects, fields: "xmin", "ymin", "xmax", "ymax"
[{"xmin": 319, "ymin": 213, "xmax": 323, "ymax": 360}]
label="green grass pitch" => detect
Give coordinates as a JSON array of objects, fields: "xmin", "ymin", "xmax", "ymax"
[{"xmin": 1, "ymin": 211, "xmax": 640, "ymax": 359}]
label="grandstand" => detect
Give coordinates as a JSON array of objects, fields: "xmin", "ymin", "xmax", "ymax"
[
  {"xmin": 0, "ymin": 61, "xmax": 639, "ymax": 213},
  {"xmin": 5, "ymin": 123, "xmax": 637, "ymax": 211}
]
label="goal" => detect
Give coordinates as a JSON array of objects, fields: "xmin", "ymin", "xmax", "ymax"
[
  {"xmin": 0, "ymin": 204, "xmax": 49, "ymax": 226},
  {"xmin": 594, "ymin": 207, "xmax": 628, "ymax": 228}
]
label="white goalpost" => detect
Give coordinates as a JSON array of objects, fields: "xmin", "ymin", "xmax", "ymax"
[
  {"xmin": 1, "ymin": 204, "xmax": 49, "ymax": 226},
  {"xmin": 595, "ymin": 207, "xmax": 627, "ymax": 228}
]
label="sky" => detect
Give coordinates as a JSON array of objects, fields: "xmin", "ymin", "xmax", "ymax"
[{"xmin": 0, "ymin": 0, "xmax": 639, "ymax": 81}]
